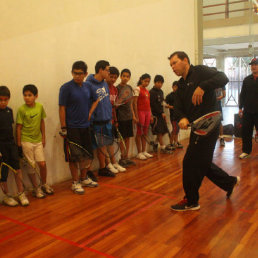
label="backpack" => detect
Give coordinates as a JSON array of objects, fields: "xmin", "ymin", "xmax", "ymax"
[{"xmin": 223, "ymin": 124, "xmax": 234, "ymax": 136}]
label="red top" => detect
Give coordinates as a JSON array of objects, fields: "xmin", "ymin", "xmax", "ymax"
[
  {"xmin": 109, "ymin": 84, "xmax": 118, "ymax": 124},
  {"xmin": 137, "ymin": 86, "xmax": 150, "ymax": 111}
]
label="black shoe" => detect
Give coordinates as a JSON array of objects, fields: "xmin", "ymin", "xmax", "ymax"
[
  {"xmin": 165, "ymin": 144, "xmax": 176, "ymax": 151},
  {"xmin": 87, "ymin": 170, "xmax": 98, "ymax": 182},
  {"xmin": 171, "ymin": 198, "xmax": 200, "ymax": 211},
  {"xmin": 226, "ymin": 176, "xmax": 240, "ymax": 199},
  {"xmin": 176, "ymin": 142, "xmax": 183, "ymax": 148},
  {"xmin": 220, "ymin": 138, "xmax": 225, "ymax": 147},
  {"xmin": 119, "ymin": 159, "xmax": 130, "ymax": 167},
  {"xmin": 98, "ymin": 168, "xmax": 116, "ymax": 177},
  {"xmin": 125, "ymin": 159, "xmax": 136, "ymax": 166}
]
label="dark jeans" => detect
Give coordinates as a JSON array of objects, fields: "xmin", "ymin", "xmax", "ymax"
[
  {"xmin": 242, "ymin": 111, "xmax": 258, "ymax": 154},
  {"xmin": 183, "ymin": 127, "xmax": 236, "ymax": 205}
]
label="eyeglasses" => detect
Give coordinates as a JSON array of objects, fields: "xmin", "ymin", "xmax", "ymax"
[{"xmin": 73, "ymin": 71, "xmax": 85, "ymax": 76}]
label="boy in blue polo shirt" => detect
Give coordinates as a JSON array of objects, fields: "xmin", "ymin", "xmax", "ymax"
[
  {"xmin": 59, "ymin": 61, "xmax": 98, "ymax": 194},
  {"xmin": 86, "ymin": 60, "xmax": 115, "ymax": 177}
]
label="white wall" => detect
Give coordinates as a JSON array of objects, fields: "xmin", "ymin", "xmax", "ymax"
[{"xmin": 0, "ymin": 0, "xmax": 196, "ymax": 193}]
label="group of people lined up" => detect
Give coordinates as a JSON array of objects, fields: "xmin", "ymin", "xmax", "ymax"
[
  {"xmin": 0, "ymin": 51, "xmax": 257, "ymax": 212},
  {"xmin": 59, "ymin": 60, "xmax": 184, "ymax": 195},
  {"xmin": 0, "ymin": 58, "xmax": 182, "ymax": 206}
]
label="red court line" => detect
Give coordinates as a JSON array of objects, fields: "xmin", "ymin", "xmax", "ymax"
[
  {"xmin": 100, "ymin": 183, "xmax": 176, "ymax": 199},
  {"xmin": 80, "ymin": 196, "xmax": 166, "ymax": 247},
  {"xmin": 239, "ymin": 209, "xmax": 256, "ymax": 214},
  {"xmin": 0, "ymin": 214, "xmax": 114, "ymax": 258},
  {"xmin": 0, "ymin": 228, "xmax": 29, "ymax": 243}
]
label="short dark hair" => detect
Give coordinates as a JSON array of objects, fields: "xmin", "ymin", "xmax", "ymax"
[
  {"xmin": 0, "ymin": 86, "xmax": 10, "ymax": 98},
  {"xmin": 95, "ymin": 60, "xmax": 110, "ymax": 73},
  {"xmin": 168, "ymin": 51, "xmax": 190, "ymax": 64},
  {"xmin": 109, "ymin": 66, "xmax": 120, "ymax": 76},
  {"xmin": 172, "ymin": 80, "xmax": 179, "ymax": 86},
  {"xmin": 137, "ymin": 73, "xmax": 151, "ymax": 86},
  {"xmin": 23, "ymin": 84, "xmax": 38, "ymax": 96},
  {"xmin": 121, "ymin": 68, "xmax": 131, "ymax": 77},
  {"xmin": 72, "ymin": 61, "xmax": 87, "ymax": 73},
  {"xmin": 154, "ymin": 75, "xmax": 164, "ymax": 83}
]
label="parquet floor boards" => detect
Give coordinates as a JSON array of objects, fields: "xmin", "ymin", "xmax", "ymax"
[{"xmin": 0, "ymin": 138, "xmax": 257, "ymax": 257}]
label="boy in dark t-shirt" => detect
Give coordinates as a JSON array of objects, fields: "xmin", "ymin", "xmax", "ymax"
[
  {"xmin": 116, "ymin": 69, "xmax": 136, "ymax": 167},
  {"xmin": 149, "ymin": 75, "xmax": 173, "ymax": 153},
  {"xmin": 0, "ymin": 86, "xmax": 29, "ymax": 206},
  {"xmin": 165, "ymin": 81, "xmax": 183, "ymax": 148}
]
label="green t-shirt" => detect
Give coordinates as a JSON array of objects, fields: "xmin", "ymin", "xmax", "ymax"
[{"xmin": 16, "ymin": 102, "xmax": 46, "ymax": 143}]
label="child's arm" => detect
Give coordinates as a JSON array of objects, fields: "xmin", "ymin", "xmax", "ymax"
[
  {"xmin": 59, "ymin": 106, "xmax": 66, "ymax": 129},
  {"xmin": 41, "ymin": 119, "xmax": 46, "ymax": 147},
  {"xmin": 88, "ymin": 98, "xmax": 100, "ymax": 121},
  {"xmin": 16, "ymin": 124, "xmax": 23, "ymax": 147},
  {"xmin": 133, "ymin": 96, "xmax": 139, "ymax": 123},
  {"xmin": 130, "ymin": 99, "xmax": 137, "ymax": 123}
]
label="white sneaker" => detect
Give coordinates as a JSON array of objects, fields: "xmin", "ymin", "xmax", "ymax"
[
  {"xmin": 71, "ymin": 182, "xmax": 85, "ymax": 194},
  {"xmin": 18, "ymin": 192, "xmax": 29, "ymax": 206},
  {"xmin": 113, "ymin": 163, "xmax": 126, "ymax": 172},
  {"xmin": 143, "ymin": 152, "xmax": 153, "ymax": 158},
  {"xmin": 34, "ymin": 186, "xmax": 46, "ymax": 198},
  {"xmin": 2, "ymin": 195, "xmax": 18, "ymax": 207},
  {"xmin": 136, "ymin": 153, "xmax": 147, "ymax": 160},
  {"xmin": 106, "ymin": 163, "xmax": 119, "ymax": 173},
  {"xmin": 42, "ymin": 184, "xmax": 54, "ymax": 195},
  {"xmin": 81, "ymin": 177, "xmax": 98, "ymax": 187},
  {"xmin": 239, "ymin": 152, "xmax": 249, "ymax": 159}
]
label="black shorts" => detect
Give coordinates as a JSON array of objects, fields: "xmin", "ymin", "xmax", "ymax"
[
  {"xmin": 0, "ymin": 143, "xmax": 20, "ymax": 182},
  {"xmin": 64, "ymin": 127, "xmax": 93, "ymax": 162},
  {"xmin": 151, "ymin": 115, "xmax": 169, "ymax": 135},
  {"xmin": 118, "ymin": 120, "xmax": 133, "ymax": 138}
]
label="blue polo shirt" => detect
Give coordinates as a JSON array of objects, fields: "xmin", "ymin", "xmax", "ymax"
[
  {"xmin": 85, "ymin": 74, "xmax": 112, "ymax": 122},
  {"xmin": 59, "ymin": 80, "xmax": 91, "ymax": 128}
]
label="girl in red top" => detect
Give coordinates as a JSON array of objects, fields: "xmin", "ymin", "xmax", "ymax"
[{"xmin": 134, "ymin": 74, "xmax": 153, "ymax": 160}]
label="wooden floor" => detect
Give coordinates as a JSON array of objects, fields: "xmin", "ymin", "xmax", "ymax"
[{"xmin": 0, "ymin": 138, "xmax": 257, "ymax": 258}]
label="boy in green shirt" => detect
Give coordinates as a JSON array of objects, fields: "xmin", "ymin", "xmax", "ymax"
[{"xmin": 16, "ymin": 84, "xmax": 54, "ymax": 198}]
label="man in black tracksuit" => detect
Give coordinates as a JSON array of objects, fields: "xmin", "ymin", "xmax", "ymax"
[
  {"xmin": 168, "ymin": 51, "xmax": 239, "ymax": 211},
  {"xmin": 238, "ymin": 58, "xmax": 258, "ymax": 159}
]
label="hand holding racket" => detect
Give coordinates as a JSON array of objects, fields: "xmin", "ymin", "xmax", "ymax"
[
  {"xmin": 189, "ymin": 111, "xmax": 221, "ymax": 136},
  {"xmin": 59, "ymin": 131, "xmax": 93, "ymax": 162}
]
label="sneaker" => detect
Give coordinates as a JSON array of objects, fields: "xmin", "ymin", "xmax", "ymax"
[
  {"xmin": 113, "ymin": 163, "xmax": 126, "ymax": 172},
  {"xmin": 42, "ymin": 184, "xmax": 54, "ymax": 195},
  {"xmin": 17, "ymin": 192, "xmax": 29, "ymax": 206},
  {"xmin": 239, "ymin": 152, "xmax": 249, "ymax": 159},
  {"xmin": 171, "ymin": 198, "xmax": 200, "ymax": 211},
  {"xmin": 81, "ymin": 177, "xmax": 98, "ymax": 187},
  {"xmin": 125, "ymin": 159, "xmax": 136, "ymax": 166},
  {"xmin": 106, "ymin": 163, "xmax": 119, "ymax": 174},
  {"xmin": 166, "ymin": 144, "xmax": 176, "ymax": 150},
  {"xmin": 2, "ymin": 195, "xmax": 18, "ymax": 207},
  {"xmin": 87, "ymin": 170, "xmax": 98, "ymax": 182},
  {"xmin": 143, "ymin": 152, "xmax": 153, "ymax": 158},
  {"xmin": 71, "ymin": 182, "xmax": 85, "ymax": 194},
  {"xmin": 220, "ymin": 138, "xmax": 225, "ymax": 147},
  {"xmin": 119, "ymin": 159, "xmax": 130, "ymax": 167},
  {"xmin": 34, "ymin": 186, "xmax": 46, "ymax": 199},
  {"xmin": 161, "ymin": 148, "xmax": 173, "ymax": 154},
  {"xmin": 176, "ymin": 142, "xmax": 183, "ymax": 148},
  {"xmin": 98, "ymin": 167, "xmax": 116, "ymax": 177},
  {"xmin": 226, "ymin": 176, "xmax": 240, "ymax": 199},
  {"xmin": 136, "ymin": 153, "xmax": 147, "ymax": 160}
]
